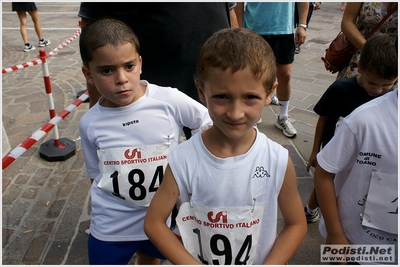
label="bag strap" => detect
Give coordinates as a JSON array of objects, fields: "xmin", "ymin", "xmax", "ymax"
[{"xmin": 365, "ymin": 4, "xmax": 397, "ymax": 39}]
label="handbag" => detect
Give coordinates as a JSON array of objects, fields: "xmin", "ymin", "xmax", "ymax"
[{"xmin": 321, "ymin": 5, "xmax": 397, "ymax": 74}]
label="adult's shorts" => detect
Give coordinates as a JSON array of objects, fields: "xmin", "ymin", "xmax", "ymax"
[
  {"xmin": 12, "ymin": 2, "xmax": 37, "ymax": 12},
  {"xmin": 261, "ymin": 34, "xmax": 295, "ymax": 65}
]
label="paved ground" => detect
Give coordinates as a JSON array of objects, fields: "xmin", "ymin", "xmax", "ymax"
[{"xmin": 2, "ymin": 2, "xmax": 344, "ymax": 265}]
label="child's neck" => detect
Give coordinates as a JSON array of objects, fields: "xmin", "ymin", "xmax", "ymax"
[{"xmin": 201, "ymin": 127, "xmax": 257, "ymax": 158}]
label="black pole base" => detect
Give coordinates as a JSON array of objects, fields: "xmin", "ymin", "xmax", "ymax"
[
  {"xmin": 77, "ymin": 90, "xmax": 90, "ymax": 103},
  {"xmin": 39, "ymin": 138, "xmax": 76, "ymax": 162}
]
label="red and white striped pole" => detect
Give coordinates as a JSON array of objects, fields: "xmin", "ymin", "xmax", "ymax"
[
  {"xmin": 2, "ymin": 27, "xmax": 81, "ymax": 75},
  {"xmin": 2, "ymin": 91, "xmax": 89, "ymax": 170},
  {"xmin": 39, "ymin": 49, "xmax": 61, "ymax": 147},
  {"xmin": 37, "ymin": 49, "xmax": 77, "ymax": 162}
]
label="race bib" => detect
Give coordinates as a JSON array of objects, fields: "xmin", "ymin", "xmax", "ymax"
[
  {"xmin": 97, "ymin": 144, "xmax": 169, "ymax": 207},
  {"xmin": 176, "ymin": 202, "xmax": 264, "ymax": 265},
  {"xmin": 362, "ymin": 169, "xmax": 398, "ymax": 234}
]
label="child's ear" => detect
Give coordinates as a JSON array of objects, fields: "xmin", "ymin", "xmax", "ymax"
[
  {"xmin": 82, "ymin": 65, "xmax": 95, "ymax": 85},
  {"xmin": 195, "ymin": 79, "xmax": 207, "ymax": 103},
  {"xmin": 265, "ymin": 81, "xmax": 278, "ymax": 105},
  {"xmin": 357, "ymin": 61, "xmax": 363, "ymax": 75},
  {"xmin": 139, "ymin": 56, "xmax": 143, "ymax": 74}
]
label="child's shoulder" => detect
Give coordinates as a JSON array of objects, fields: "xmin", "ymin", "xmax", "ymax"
[
  {"xmin": 254, "ymin": 131, "xmax": 289, "ymax": 156},
  {"xmin": 144, "ymin": 81, "xmax": 191, "ymax": 104},
  {"xmin": 324, "ymin": 77, "xmax": 359, "ymax": 96},
  {"xmin": 331, "ymin": 76, "xmax": 358, "ymax": 88}
]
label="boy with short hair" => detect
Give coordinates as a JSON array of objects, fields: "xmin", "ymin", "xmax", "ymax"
[
  {"xmin": 314, "ymin": 85, "xmax": 398, "ymax": 264},
  {"xmin": 144, "ymin": 28, "xmax": 307, "ymax": 265},
  {"xmin": 78, "ymin": 17, "xmax": 212, "ymax": 265},
  {"xmin": 304, "ymin": 34, "xmax": 398, "ymax": 223}
]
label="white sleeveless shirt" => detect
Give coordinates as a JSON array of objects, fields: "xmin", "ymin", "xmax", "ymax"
[{"xmin": 168, "ymin": 128, "xmax": 288, "ymax": 264}]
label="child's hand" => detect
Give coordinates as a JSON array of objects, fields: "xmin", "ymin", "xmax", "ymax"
[
  {"xmin": 306, "ymin": 153, "xmax": 317, "ymax": 172},
  {"xmin": 325, "ymin": 232, "xmax": 350, "ymax": 264},
  {"xmin": 325, "ymin": 232, "xmax": 349, "ymax": 246}
]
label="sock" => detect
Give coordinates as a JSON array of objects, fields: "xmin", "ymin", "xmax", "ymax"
[
  {"xmin": 306, "ymin": 205, "xmax": 318, "ymax": 215},
  {"xmin": 279, "ymin": 100, "xmax": 289, "ymax": 120},
  {"xmin": 25, "ymin": 43, "xmax": 30, "ymax": 46},
  {"xmin": 40, "ymin": 38, "xmax": 44, "ymax": 42}
]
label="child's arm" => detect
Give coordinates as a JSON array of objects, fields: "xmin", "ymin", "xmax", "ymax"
[
  {"xmin": 314, "ymin": 164, "xmax": 349, "ymax": 245},
  {"xmin": 144, "ymin": 165, "xmax": 199, "ymax": 265},
  {"xmin": 263, "ymin": 156, "xmax": 307, "ymax": 264},
  {"xmin": 307, "ymin": 115, "xmax": 328, "ymax": 172}
]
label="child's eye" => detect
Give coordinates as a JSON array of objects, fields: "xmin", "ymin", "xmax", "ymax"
[
  {"xmin": 125, "ymin": 64, "xmax": 135, "ymax": 70},
  {"xmin": 100, "ymin": 68, "xmax": 113, "ymax": 75},
  {"xmin": 246, "ymin": 95, "xmax": 260, "ymax": 100},
  {"xmin": 214, "ymin": 94, "xmax": 228, "ymax": 99}
]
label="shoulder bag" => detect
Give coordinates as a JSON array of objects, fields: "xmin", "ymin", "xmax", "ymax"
[{"xmin": 321, "ymin": 6, "xmax": 397, "ymax": 74}]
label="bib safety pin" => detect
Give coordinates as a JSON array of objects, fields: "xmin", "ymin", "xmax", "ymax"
[
  {"xmin": 188, "ymin": 193, "xmax": 193, "ymax": 208},
  {"xmin": 372, "ymin": 168, "xmax": 382, "ymax": 181}
]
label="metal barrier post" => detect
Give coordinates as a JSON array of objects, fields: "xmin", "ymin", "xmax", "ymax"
[{"xmin": 38, "ymin": 49, "xmax": 76, "ymax": 162}]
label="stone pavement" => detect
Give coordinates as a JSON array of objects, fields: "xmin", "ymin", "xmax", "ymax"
[{"xmin": 2, "ymin": 2, "xmax": 344, "ymax": 265}]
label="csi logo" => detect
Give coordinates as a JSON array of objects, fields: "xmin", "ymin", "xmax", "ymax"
[
  {"xmin": 207, "ymin": 211, "xmax": 228, "ymax": 223},
  {"xmin": 124, "ymin": 148, "xmax": 141, "ymax": 159}
]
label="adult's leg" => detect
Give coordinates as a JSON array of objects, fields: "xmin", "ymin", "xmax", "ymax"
[
  {"xmin": 16, "ymin": 11, "xmax": 29, "ymax": 44},
  {"xmin": 28, "ymin": 10, "xmax": 43, "ymax": 40},
  {"xmin": 276, "ymin": 63, "xmax": 292, "ymax": 119}
]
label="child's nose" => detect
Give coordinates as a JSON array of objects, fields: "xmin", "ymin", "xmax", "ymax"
[
  {"xmin": 115, "ymin": 70, "xmax": 128, "ymax": 84},
  {"xmin": 227, "ymin": 102, "xmax": 244, "ymax": 120}
]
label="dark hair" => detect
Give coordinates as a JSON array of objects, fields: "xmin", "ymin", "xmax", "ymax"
[
  {"xmin": 195, "ymin": 28, "xmax": 277, "ymax": 94},
  {"xmin": 360, "ymin": 34, "xmax": 398, "ymax": 80},
  {"xmin": 79, "ymin": 17, "xmax": 140, "ymax": 67}
]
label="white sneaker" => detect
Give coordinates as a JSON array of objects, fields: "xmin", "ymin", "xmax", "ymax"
[
  {"xmin": 275, "ymin": 115, "xmax": 297, "ymax": 138},
  {"xmin": 23, "ymin": 44, "xmax": 36, "ymax": 52},
  {"xmin": 38, "ymin": 39, "xmax": 51, "ymax": 47},
  {"xmin": 270, "ymin": 94, "xmax": 279, "ymax": 105}
]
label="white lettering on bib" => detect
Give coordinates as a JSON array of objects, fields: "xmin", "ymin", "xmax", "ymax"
[
  {"xmin": 97, "ymin": 144, "xmax": 169, "ymax": 207},
  {"xmin": 176, "ymin": 202, "xmax": 264, "ymax": 265},
  {"xmin": 362, "ymin": 169, "xmax": 398, "ymax": 234}
]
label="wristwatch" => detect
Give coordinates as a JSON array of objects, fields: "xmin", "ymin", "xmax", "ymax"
[{"xmin": 297, "ymin": 23, "xmax": 307, "ymax": 31}]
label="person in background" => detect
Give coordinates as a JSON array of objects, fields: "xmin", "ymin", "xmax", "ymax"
[
  {"xmin": 337, "ymin": 2, "xmax": 397, "ymax": 79},
  {"xmin": 295, "ymin": 2, "xmax": 316, "ymax": 54},
  {"xmin": 235, "ymin": 2, "xmax": 309, "ymax": 138},
  {"xmin": 305, "ymin": 34, "xmax": 397, "ymax": 224},
  {"xmin": 314, "ymin": 87, "xmax": 398, "ymax": 265},
  {"xmin": 12, "ymin": 2, "xmax": 51, "ymax": 52}
]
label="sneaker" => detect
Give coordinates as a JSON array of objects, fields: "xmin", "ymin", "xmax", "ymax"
[
  {"xmin": 304, "ymin": 206, "xmax": 320, "ymax": 223},
  {"xmin": 23, "ymin": 44, "xmax": 36, "ymax": 52},
  {"xmin": 270, "ymin": 94, "xmax": 279, "ymax": 105},
  {"xmin": 38, "ymin": 39, "xmax": 51, "ymax": 47},
  {"xmin": 295, "ymin": 46, "xmax": 301, "ymax": 54},
  {"xmin": 275, "ymin": 115, "xmax": 297, "ymax": 138}
]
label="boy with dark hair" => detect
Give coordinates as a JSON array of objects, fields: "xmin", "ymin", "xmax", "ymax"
[
  {"xmin": 144, "ymin": 28, "xmax": 307, "ymax": 265},
  {"xmin": 305, "ymin": 34, "xmax": 398, "ymax": 223},
  {"xmin": 315, "ymin": 83, "xmax": 398, "ymax": 265},
  {"xmin": 79, "ymin": 17, "xmax": 212, "ymax": 265}
]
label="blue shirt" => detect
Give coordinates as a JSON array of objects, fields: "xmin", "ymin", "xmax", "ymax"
[{"xmin": 244, "ymin": 2, "xmax": 295, "ymax": 35}]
